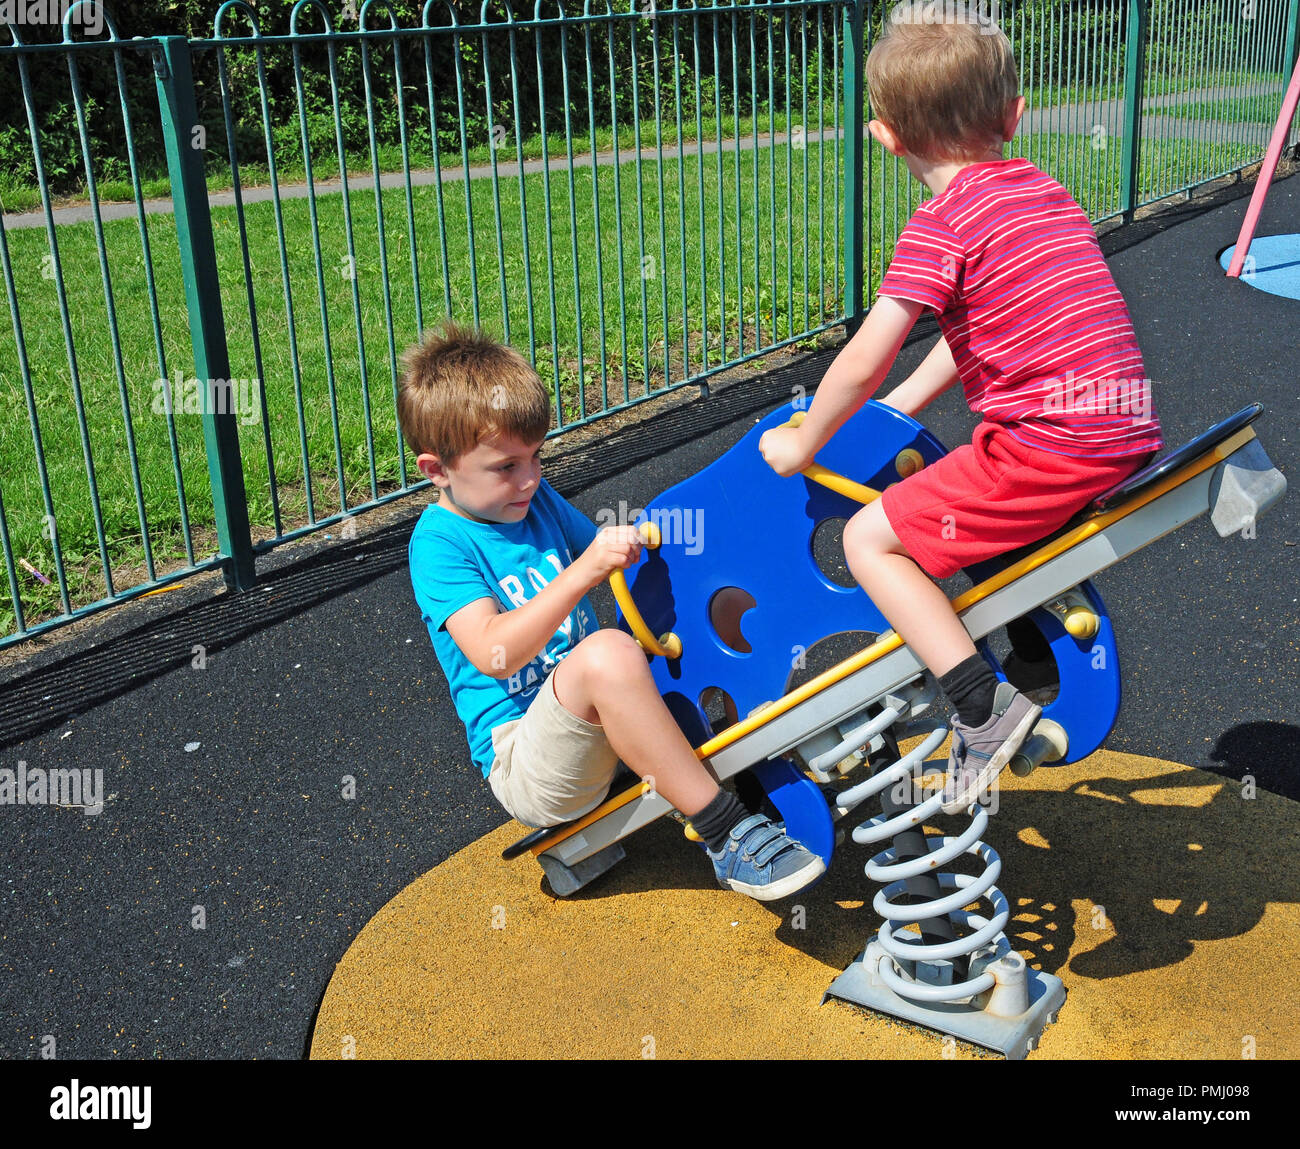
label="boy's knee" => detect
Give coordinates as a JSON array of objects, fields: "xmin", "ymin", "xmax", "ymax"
[
  {"xmin": 844, "ymin": 503, "xmax": 897, "ymax": 559},
  {"xmin": 569, "ymin": 628, "xmax": 646, "ymax": 678}
]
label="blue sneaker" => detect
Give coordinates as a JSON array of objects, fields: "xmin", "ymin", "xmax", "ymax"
[{"xmin": 706, "ymin": 814, "xmax": 826, "ymax": 901}]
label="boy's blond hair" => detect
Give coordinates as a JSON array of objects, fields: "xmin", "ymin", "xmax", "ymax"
[
  {"xmin": 867, "ymin": 1, "xmax": 1018, "ymax": 162},
  {"xmin": 398, "ymin": 321, "xmax": 550, "ymax": 464}
]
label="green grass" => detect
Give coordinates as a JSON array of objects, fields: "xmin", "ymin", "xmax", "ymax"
[
  {"xmin": 0, "ymin": 178, "xmax": 41, "ymax": 213},
  {"xmin": 0, "ymin": 128, "xmax": 1266, "ymax": 640},
  {"xmin": 0, "ymin": 133, "xmax": 846, "ymax": 636}
]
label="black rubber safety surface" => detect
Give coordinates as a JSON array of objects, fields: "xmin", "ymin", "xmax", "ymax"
[{"xmin": 1, "ymin": 174, "xmax": 1295, "ymax": 1060}]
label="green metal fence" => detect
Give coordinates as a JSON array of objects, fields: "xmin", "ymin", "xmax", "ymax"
[{"xmin": 2, "ymin": 0, "xmax": 1298, "ymax": 650}]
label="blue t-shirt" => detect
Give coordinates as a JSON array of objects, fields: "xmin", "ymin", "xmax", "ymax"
[{"xmin": 409, "ymin": 479, "xmax": 600, "ymax": 776}]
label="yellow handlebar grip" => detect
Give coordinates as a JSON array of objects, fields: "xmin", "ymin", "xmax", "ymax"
[
  {"xmin": 610, "ymin": 519, "xmax": 681, "ymax": 659},
  {"xmin": 777, "ymin": 411, "xmax": 882, "ymax": 506}
]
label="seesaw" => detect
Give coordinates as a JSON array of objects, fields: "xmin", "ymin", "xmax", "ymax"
[{"xmin": 503, "ymin": 397, "xmax": 1286, "ymax": 1057}]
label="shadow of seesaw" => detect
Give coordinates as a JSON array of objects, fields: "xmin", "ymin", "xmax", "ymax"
[{"xmin": 308, "ymin": 745, "xmax": 1300, "ymax": 1060}]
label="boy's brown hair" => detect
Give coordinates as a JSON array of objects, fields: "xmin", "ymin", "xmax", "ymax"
[
  {"xmin": 397, "ymin": 321, "xmax": 550, "ymax": 464},
  {"xmin": 867, "ymin": 1, "xmax": 1019, "ymax": 162}
]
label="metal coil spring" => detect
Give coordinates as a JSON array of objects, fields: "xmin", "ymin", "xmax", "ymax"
[{"xmin": 841, "ymin": 722, "xmax": 1011, "ymax": 1004}]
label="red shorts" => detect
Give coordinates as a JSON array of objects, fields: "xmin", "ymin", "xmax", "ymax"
[{"xmin": 881, "ymin": 422, "xmax": 1153, "ymax": 579}]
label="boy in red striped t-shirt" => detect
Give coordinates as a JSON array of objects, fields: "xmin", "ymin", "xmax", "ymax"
[{"xmin": 760, "ymin": 1, "xmax": 1162, "ymax": 813}]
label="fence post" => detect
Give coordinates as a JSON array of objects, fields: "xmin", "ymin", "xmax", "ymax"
[
  {"xmin": 843, "ymin": 0, "xmax": 867, "ymax": 333},
  {"xmin": 152, "ymin": 35, "xmax": 255, "ymax": 592},
  {"xmin": 1285, "ymin": 0, "xmax": 1300, "ymax": 89},
  {"xmin": 1120, "ymin": 0, "xmax": 1147, "ymax": 221}
]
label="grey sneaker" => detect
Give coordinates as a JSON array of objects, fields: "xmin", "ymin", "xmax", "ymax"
[{"xmin": 941, "ymin": 682, "xmax": 1042, "ymax": 815}]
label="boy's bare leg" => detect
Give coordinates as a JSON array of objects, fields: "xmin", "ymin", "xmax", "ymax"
[
  {"xmin": 844, "ymin": 500, "xmax": 1040, "ymax": 814},
  {"xmin": 550, "ymin": 629, "xmax": 720, "ymax": 816},
  {"xmin": 842, "ymin": 500, "xmax": 976, "ymax": 677}
]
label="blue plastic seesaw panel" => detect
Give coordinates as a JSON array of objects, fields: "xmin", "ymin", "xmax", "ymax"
[
  {"xmin": 621, "ymin": 393, "xmax": 1124, "ymax": 789},
  {"xmin": 618, "ymin": 399, "xmax": 949, "ymax": 742},
  {"xmin": 616, "ymin": 399, "xmax": 949, "ymax": 862},
  {"xmin": 964, "ymin": 563, "xmax": 1122, "ymax": 766}
]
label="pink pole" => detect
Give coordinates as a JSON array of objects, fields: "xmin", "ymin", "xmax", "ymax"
[{"xmin": 1226, "ymin": 55, "xmax": 1300, "ymax": 278}]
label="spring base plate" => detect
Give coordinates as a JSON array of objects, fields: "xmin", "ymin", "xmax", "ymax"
[{"xmin": 823, "ymin": 932, "xmax": 1066, "ymax": 1060}]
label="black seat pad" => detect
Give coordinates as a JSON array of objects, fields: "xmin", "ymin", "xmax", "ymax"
[{"xmin": 1087, "ymin": 403, "xmax": 1262, "ymax": 514}]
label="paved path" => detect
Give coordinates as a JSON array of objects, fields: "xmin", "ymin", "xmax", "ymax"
[
  {"xmin": 4, "ymin": 83, "xmax": 1289, "ymax": 231},
  {"xmin": 1021, "ymin": 82, "xmax": 1290, "ymax": 146},
  {"xmin": 1, "ymin": 126, "xmax": 845, "ymax": 231}
]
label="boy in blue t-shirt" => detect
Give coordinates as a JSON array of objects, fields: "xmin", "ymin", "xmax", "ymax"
[{"xmin": 401, "ymin": 322, "xmax": 825, "ymax": 901}]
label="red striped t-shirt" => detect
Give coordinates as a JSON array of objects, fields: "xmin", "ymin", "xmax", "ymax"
[{"xmin": 877, "ymin": 159, "xmax": 1163, "ymax": 458}]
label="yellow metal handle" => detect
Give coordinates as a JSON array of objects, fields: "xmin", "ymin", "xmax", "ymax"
[
  {"xmin": 784, "ymin": 412, "xmax": 881, "ymax": 505},
  {"xmin": 800, "ymin": 461, "xmax": 882, "ymax": 506},
  {"xmin": 609, "ymin": 522, "xmax": 683, "ymax": 660}
]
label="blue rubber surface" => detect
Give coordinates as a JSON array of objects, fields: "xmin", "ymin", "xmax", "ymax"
[{"xmin": 1219, "ymin": 233, "xmax": 1300, "ymax": 300}]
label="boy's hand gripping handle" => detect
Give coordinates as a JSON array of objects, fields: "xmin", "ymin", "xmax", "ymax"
[
  {"xmin": 609, "ymin": 523, "xmax": 683, "ymax": 660},
  {"xmin": 777, "ymin": 411, "xmax": 926, "ymax": 504},
  {"xmin": 780, "ymin": 411, "xmax": 925, "ymax": 505},
  {"xmin": 781, "ymin": 411, "xmax": 885, "ymax": 505}
]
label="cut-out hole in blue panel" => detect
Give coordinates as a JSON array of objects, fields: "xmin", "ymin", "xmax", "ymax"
[
  {"xmin": 708, "ymin": 587, "xmax": 756, "ymax": 654},
  {"xmin": 698, "ymin": 686, "xmax": 738, "ymax": 735},
  {"xmin": 810, "ymin": 516, "xmax": 856, "ymax": 589},
  {"xmin": 785, "ymin": 630, "xmax": 879, "ymax": 695}
]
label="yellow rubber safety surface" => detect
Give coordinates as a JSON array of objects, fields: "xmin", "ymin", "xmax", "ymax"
[{"xmin": 310, "ymin": 748, "xmax": 1300, "ymax": 1060}]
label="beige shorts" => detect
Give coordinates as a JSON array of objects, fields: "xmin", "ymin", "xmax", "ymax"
[{"xmin": 488, "ymin": 670, "xmax": 620, "ymax": 828}]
